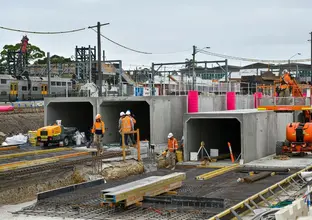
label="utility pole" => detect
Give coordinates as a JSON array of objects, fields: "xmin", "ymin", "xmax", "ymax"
[
  {"xmin": 310, "ymin": 32, "xmax": 312, "ymax": 83},
  {"xmin": 47, "ymin": 52, "xmax": 51, "ymax": 95},
  {"xmin": 192, "ymin": 45, "xmax": 196, "ymax": 90},
  {"xmin": 88, "ymin": 22, "xmax": 110, "ymax": 96}
]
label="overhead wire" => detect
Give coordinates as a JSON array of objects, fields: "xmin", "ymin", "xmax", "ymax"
[
  {"xmin": 90, "ymin": 28, "xmax": 190, "ymax": 55},
  {"xmin": 0, "ymin": 25, "xmax": 86, "ymax": 34},
  {"xmin": 199, "ymin": 50, "xmax": 311, "ymax": 63}
]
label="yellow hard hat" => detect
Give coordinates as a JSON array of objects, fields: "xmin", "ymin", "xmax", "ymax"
[{"xmin": 95, "ymin": 114, "xmax": 101, "ymax": 119}]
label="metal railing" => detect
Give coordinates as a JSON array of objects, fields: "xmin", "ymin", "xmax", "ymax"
[{"xmin": 258, "ymin": 97, "xmax": 311, "ymax": 106}]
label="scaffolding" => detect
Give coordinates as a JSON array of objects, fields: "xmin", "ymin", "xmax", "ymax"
[{"xmin": 75, "ymin": 45, "xmax": 96, "ymax": 83}]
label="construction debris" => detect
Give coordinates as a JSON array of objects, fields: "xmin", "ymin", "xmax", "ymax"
[
  {"xmin": 274, "ymin": 155, "xmax": 290, "ymax": 160},
  {"xmin": 2, "ymin": 133, "xmax": 27, "ymax": 146},
  {"xmin": 238, "ymin": 167, "xmax": 290, "ymax": 173}
]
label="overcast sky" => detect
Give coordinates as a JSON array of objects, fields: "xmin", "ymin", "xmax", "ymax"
[{"xmin": 1, "ymin": 0, "xmax": 312, "ymax": 69}]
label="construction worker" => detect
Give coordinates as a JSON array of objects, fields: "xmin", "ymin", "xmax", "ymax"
[
  {"xmin": 126, "ymin": 110, "xmax": 136, "ymax": 145},
  {"xmin": 91, "ymin": 114, "xmax": 105, "ymax": 155},
  {"xmin": 166, "ymin": 132, "xmax": 178, "ymax": 170},
  {"xmin": 277, "ymin": 69, "xmax": 292, "ymax": 105},
  {"xmin": 120, "ymin": 111, "xmax": 134, "ymax": 147},
  {"xmin": 119, "ymin": 112, "xmax": 125, "ymax": 146}
]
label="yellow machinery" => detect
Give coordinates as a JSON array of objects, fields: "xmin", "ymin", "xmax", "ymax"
[{"xmin": 36, "ymin": 124, "xmax": 77, "ymax": 147}]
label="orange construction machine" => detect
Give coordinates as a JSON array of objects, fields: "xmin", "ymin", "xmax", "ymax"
[
  {"xmin": 276, "ymin": 122, "xmax": 312, "ymax": 156},
  {"xmin": 257, "ymin": 70, "xmax": 312, "ymax": 156}
]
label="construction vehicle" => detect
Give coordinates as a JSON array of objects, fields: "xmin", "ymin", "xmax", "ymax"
[
  {"xmin": 36, "ymin": 122, "xmax": 77, "ymax": 147},
  {"xmin": 276, "ymin": 122, "xmax": 312, "ymax": 156},
  {"xmin": 257, "ymin": 70, "xmax": 312, "ymax": 156}
]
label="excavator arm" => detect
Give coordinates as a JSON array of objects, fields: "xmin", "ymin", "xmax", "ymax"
[{"xmin": 278, "ymin": 71, "xmax": 311, "ymax": 122}]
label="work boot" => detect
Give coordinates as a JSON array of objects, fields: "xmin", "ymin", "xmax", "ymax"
[
  {"xmin": 166, "ymin": 165, "xmax": 171, "ymax": 169},
  {"xmin": 171, "ymin": 166, "xmax": 175, "ymax": 171}
]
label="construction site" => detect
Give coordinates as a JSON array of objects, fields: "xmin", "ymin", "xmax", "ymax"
[{"xmin": 2, "ymin": 12, "xmax": 312, "ymax": 219}]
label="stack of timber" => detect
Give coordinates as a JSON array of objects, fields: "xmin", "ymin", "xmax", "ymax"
[{"xmin": 102, "ymin": 172, "xmax": 186, "ymax": 207}]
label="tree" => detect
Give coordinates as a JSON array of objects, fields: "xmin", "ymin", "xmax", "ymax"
[
  {"xmin": 35, "ymin": 55, "xmax": 73, "ymax": 64},
  {"xmin": 0, "ymin": 43, "xmax": 45, "ymax": 65}
]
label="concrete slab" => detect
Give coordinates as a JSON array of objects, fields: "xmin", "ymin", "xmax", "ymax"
[{"xmin": 244, "ymin": 154, "xmax": 312, "ymax": 169}]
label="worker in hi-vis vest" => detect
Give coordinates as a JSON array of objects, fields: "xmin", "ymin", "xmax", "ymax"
[
  {"xmin": 126, "ymin": 110, "xmax": 136, "ymax": 145},
  {"xmin": 166, "ymin": 132, "xmax": 179, "ymax": 170},
  {"xmin": 91, "ymin": 114, "xmax": 105, "ymax": 154},
  {"xmin": 119, "ymin": 111, "xmax": 125, "ymax": 146},
  {"xmin": 119, "ymin": 112, "xmax": 134, "ymax": 147}
]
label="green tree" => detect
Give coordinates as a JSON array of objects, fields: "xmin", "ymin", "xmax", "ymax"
[
  {"xmin": 35, "ymin": 55, "xmax": 73, "ymax": 64},
  {"xmin": 0, "ymin": 43, "xmax": 45, "ymax": 65}
]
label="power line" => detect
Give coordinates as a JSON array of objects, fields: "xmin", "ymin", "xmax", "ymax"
[
  {"xmin": 0, "ymin": 25, "xmax": 86, "ymax": 34},
  {"xmin": 0, "ymin": 24, "xmax": 190, "ymax": 55},
  {"xmin": 90, "ymin": 28, "xmax": 190, "ymax": 55},
  {"xmin": 200, "ymin": 50, "xmax": 311, "ymax": 63}
]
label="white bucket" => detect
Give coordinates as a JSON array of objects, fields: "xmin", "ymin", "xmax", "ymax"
[
  {"xmin": 190, "ymin": 152, "xmax": 198, "ymax": 161},
  {"xmin": 210, "ymin": 149, "xmax": 219, "ymax": 157},
  {"xmin": 56, "ymin": 120, "xmax": 62, "ymax": 126}
]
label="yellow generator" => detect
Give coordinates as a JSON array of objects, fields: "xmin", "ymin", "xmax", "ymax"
[{"xmin": 36, "ymin": 125, "xmax": 77, "ymax": 147}]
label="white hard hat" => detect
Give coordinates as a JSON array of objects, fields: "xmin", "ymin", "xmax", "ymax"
[
  {"xmin": 126, "ymin": 110, "xmax": 131, "ymax": 115},
  {"xmin": 120, "ymin": 112, "xmax": 125, "ymax": 117},
  {"xmin": 168, "ymin": 133, "xmax": 173, "ymax": 138}
]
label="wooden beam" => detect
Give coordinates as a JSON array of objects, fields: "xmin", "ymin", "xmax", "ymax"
[{"xmin": 102, "ymin": 172, "xmax": 186, "ymax": 207}]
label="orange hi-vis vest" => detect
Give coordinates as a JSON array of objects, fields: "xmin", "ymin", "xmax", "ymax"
[
  {"xmin": 91, "ymin": 121, "xmax": 105, "ymax": 134},
  {"xmin": 168, "ymin": 138, "xmax": 178, "ymax": 152},
  {"xmin": 121, "ymin": 116, "xmax": 132, "ymax": 133}
]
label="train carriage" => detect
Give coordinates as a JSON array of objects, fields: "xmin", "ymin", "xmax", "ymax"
[{"xmin": 0, "ymin": 74, "xmax": 73, "ymax": 102}]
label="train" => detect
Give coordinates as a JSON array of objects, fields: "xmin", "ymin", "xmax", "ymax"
[{"xmin": 0, "ymin": 74, "xmax": 76, "ymax": 102}]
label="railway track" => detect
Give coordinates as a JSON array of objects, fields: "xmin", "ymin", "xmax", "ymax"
[{"xmin": 0, "ymin": 150, "xmax": 130, "ymax": 177}]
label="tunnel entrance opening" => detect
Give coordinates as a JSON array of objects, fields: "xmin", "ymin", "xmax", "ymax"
[
  {"xmin": 185, "ymin": 118, "xmax": 241, "ymax": 161},
  {"xmin": 100, "ymin": 101, "xmax": 150, "ymax": 144},
  {"xmin": 47, "ymin": 102, "xmax": 94, "ymax": 140}
]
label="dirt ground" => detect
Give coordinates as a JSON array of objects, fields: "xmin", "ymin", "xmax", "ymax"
[{"xmin": 0, "ymin": 111, "xmax": 44, "ymax": 144}]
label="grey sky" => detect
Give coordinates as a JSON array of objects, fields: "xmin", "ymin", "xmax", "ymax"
[{"xmin": 1, "ymin": 0, "xmax": 312, "ymax": 69}]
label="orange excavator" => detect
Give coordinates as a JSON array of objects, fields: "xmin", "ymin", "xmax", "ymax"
[{"xmin": 275, "ymin": 70, "xmax": 312, "ymax": 156}]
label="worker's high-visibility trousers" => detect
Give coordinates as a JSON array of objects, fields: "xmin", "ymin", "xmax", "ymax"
[
  {"xmin": 93, "ymin": 134, "xmax": 103, "ymax": 154},
  {"xmin": 168, "ymin": 151, "xmax": 176, "ymax": 167}
]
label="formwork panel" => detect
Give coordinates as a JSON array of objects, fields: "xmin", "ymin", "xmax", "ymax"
[{"xmin": 183, "ymin": 110, "xmax": 277, "ymax": 163}]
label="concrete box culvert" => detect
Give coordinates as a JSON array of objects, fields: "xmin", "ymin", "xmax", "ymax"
[
  {"xmin": 100, "ymin": 100, "xmax": 150, "ymax": 144},
  {"xmin": 183, "ymin": 110, "xmax": 278, "ymax": 163},
  {"xmin": 45, "ymin": 98, "xmax": 97, "ymax": 140}
]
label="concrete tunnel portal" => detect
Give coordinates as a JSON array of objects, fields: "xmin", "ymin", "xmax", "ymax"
[
  {"xmin": 47, "ymin": 101, "xmax": 151, "ymax": 144},
  {"xmin": 47, "ymin": 102, "xmax": 94, "ymax": 139},
  {"xmin": 185, "ymin": 118, "xmax": 241, "ymax": 161},
  {"xmin": 100, "ymin": 101, "xmax": 150, "ymax": 144}
]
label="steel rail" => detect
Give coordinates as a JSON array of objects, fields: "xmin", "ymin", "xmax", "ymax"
[{"xmin": 208, "ymin": 164, "xmax": 312, "ymax": 220}]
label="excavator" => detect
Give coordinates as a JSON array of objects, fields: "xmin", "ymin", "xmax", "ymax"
[{"xmin": 274, "ymin": 70, "xmax": 312, "ymax": 156}]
